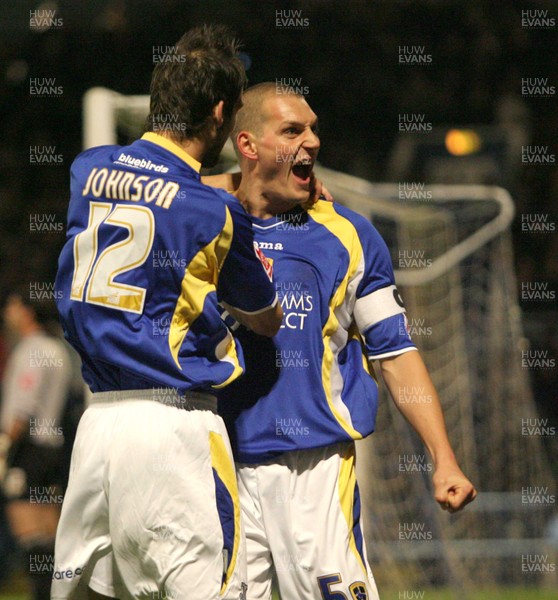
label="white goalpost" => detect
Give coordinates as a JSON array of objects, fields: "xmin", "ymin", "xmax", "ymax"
[{"xmin": 83, "ymin": 87, "xmax": 556, "ymax": 594}]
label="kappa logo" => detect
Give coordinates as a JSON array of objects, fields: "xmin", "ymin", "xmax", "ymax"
[{"xmin": 253, "ymin": 242, "xmax": 274, "ymax": 281}]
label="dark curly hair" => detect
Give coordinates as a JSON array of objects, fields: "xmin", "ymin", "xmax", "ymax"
[{"xmin": 146, "ymin": 24, "xmax": 246, "ymax": 142}]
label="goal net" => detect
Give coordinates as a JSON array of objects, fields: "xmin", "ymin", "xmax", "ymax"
[
  {"xmin": 327, "ymin": 174, "xmax": 557, "ymax": 595},
  {"xmin": 83, "ymin": 87, "xmax": 556, "ymax": 595}
]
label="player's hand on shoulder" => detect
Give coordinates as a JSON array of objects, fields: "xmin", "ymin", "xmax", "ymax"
[{"xmin": 432, "ymin": 463, "xmax": 477, "ymax": 513}]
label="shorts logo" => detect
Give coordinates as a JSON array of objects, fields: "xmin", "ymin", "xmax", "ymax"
[
  {"xmin": 253, "ymin": 242, "xmax": 274, "ymax": 281},
  {"xmin": 52, "ymin": 567, "xmax": 83, "ymax": 579},
  {"xmin": 349, "ymin": 582, "xmax": 368, "ymax": 600},
  {"xmin": 239, "ymin": 582, "xmax": 248, "ymax": 600}
]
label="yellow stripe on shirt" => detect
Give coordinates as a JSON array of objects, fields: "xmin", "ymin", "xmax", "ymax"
[
  {"xmin": 309, "ymin": 201, "xmax": 364, "ymax": 439},
  {"xmin": 168, "ymin": 207, "xmax": 242, "ymax": 384}
]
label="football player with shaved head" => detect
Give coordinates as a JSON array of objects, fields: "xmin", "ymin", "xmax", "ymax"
[{"xmin": 210, "ymin": 83, "xmax": 477, "ymax": 600}]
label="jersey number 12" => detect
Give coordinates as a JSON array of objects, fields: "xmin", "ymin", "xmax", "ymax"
[{"xmin": 70, "ymin": 202, "xmax": 155, "ymax": 314}]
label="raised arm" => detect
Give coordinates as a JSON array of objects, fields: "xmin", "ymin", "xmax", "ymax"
[{"xmin": 379, "ymin": 350, "xmax": 477, "ymax": 512}]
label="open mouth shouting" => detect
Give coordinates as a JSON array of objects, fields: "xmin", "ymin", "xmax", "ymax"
[{"xmin": 291, "ymin": 157, "xmax": 314, "ymax": 187}]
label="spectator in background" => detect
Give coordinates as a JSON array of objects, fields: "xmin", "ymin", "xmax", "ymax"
[{"xmin": 0, "ymin": 292, "xmax": 73, "ymax": 600}]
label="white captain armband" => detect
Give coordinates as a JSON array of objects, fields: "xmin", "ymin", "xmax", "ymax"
[{"xmin": 354, "ymin": 284, "xmax": 406, "ymax": 333}]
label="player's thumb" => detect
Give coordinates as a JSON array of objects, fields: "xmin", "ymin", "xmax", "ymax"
[{"xmin": 434, "ymin": 485, "xmax": 450, "ymax": 509}]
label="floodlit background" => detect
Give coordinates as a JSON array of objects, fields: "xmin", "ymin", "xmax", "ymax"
[{"xmin": 0, "ymin": 1, "xmax": 556, "ymax": 599}]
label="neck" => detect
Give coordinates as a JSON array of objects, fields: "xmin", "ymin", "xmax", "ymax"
[
  {"xmin": 158, "ymin": 132, "xmax": 205, "ymax": 164},
  {"xmin": 236, "ymin": 178, "xmax": 297, "ymax": 219}
]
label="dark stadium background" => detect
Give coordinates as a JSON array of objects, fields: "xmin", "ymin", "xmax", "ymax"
[
  {"xmin": 1, "ymin": 0, "xmax": 556, "ymax": 482},
  {"xmin": 0, "ymin": 0, "xmax": 556, "ymax": 595}
]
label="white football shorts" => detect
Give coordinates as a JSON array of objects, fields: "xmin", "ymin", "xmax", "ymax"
[
  {"xmin": 237, "ymin": 441, "xmax": 380, "ymax": 600},
  {"xmin": 51, "ymin": 390, "xmax": 246, "ymax": 600}
]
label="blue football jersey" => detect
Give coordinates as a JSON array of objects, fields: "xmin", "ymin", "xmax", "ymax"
[
  {"xmin": 55, "ymin": 133, "xmax": 277, "ymax": 393},
  {"xmin": 217, "ymin": 198, "xmax": 416, "ymax": 462}
]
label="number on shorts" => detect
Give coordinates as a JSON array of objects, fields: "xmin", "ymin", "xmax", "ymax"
[
  {"xmin": 318, "ymin": 575, "xmax": 369, "ymax": 600},
  {"xmin": 71, "ymin": 202, "xmax": 155, "ymax": 314},
  {"xmin": 318, "ymin": 573, "xmax": 348, "ymax": 600}
]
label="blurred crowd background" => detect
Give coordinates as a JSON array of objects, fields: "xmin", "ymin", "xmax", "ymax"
[
  {"xmin": 0, "ymin": 0, "xmax": 556, "ymax": 475},
  {"xmin": 2, "ymin": 0, "xmax": 556, "ymax": 437}
]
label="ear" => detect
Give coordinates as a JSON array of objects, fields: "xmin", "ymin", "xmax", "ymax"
[
  {"xmin": 212, "ymin": 100, "xmax": 225, "ymax": 128},
  {"xmin": 236, "ymin": 131, "xmax": 258, "ymax": 160}
]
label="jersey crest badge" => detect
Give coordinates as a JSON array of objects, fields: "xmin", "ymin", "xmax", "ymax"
[{"xmin": 253, "ymin": 242, "xmax": 274, "ymax": 281}]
